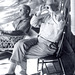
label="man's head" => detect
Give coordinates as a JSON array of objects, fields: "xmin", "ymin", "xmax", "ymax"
[
  {"xmin": 19, "ymin": 5, "xmax": 31, "ymax": 16},
  {"xmin": 45, "ymin": 0, "xmax": 59, "ymax": 12}
]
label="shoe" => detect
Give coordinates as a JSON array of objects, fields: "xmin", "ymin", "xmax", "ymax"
[{"xmin": 5, "ymin": 73, "xmax": 15, "ymax": 75}]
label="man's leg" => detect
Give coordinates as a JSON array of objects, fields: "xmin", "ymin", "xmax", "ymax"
[
  {"xmin": 25, "ymin": 42, "xmax": 56, "ymax": 58},
  {"xmin": 6, "ymin": 38, "xmax": 56, "ymax": 75},
  {"xmin": 5, "ymin": 38, "xmax": 38, "ymax": 75},
  {"xmin": 10, "ymin": 38, "xmax": 38, "ymax": 63},
  {"xmin": 20, "ymin": 60, "xmax": 27, "ymax": 75}
]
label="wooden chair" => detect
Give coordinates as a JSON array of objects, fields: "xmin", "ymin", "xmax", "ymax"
[
  {"xmin": 0, "ymin": 34, "xmax": 24, "ymax": 51},
  {"xmin": 0, "ymin": 27, "xmax": 38, "ymax": 60},
  {"xmin": 37, "ymin": 31, "xmax": 66, "ymax": 75},
  {"xmin": 0, "ymin": 34, "xmax": 25, "ymax": 60}
]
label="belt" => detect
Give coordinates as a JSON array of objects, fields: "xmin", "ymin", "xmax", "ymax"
[{"xmin": 38, "ymin": 35, "xmax": 58, "ymax": 50}]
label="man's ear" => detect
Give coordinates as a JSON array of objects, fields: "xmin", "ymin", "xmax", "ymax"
[{"xmin": 27, "ymin": 10, "xmax": 30, "ymax": 14}]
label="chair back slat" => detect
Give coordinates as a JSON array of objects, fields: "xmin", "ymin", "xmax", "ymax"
[{"xmin": 56, "ymin": 31, "xmax": 65, "ymax": 57}]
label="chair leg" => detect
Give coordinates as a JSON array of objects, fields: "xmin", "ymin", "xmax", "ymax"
[
  {"xmin": 38, "ymin": 58, "xmax": 65, "ymax": 75},
  {"xmin": 41, "ymin": 60, "xmax": 44, "ymax": 75},
  {"xmin": 58, "ymin": 58, "xmax": 66, "ymax": 75},
  {"xmin": 37, "ymin": 59, "xmax": 44, "ymax": 75},
  {"xmin": 37, "ymin": 59, "xmax": 39, "ymax": 72},
  {"xmin": 45, "ymin": 63, "xmax": 51, "ymax": 75}
]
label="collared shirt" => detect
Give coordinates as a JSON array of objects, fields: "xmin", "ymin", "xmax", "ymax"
[
  {"xmin": 13, "ymin": 16, "xmax": 31, "ymax": 34},
  {"xmin": 30, "ymin": 13, "xmax": 65, "ymax": 42}
]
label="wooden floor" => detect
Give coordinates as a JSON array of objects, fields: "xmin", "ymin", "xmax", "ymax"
[
  {"xmin": 0, "ymin": 57, "xmax": 61, "ymax": 75},
  {"xmin": 0, "ymin": 58, "xmax": 21, "ymax": 75},
  {"xmin": 0, "ymin": 58, "xmax": 11, "ymax": 75}
]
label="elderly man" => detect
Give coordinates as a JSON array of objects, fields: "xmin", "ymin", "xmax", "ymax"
[
  {"xmin": 2, "ymin": 5, "xmax": 31, "ymax": 36},
  {"xmin": 5, "ymin": 1, "xmax": 65, "ymax": 75}
]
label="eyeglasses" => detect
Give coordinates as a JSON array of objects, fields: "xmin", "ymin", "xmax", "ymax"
[
  {"xmin": 46, "ymin": 6, "xmax": 49, "ymax": 9},
  {"xmin": 45, "ymin": 4, "xmax": 52, "ymax": 8},
  {"xmin": 45, "ymin": 5, "xmax": 51, "ymax": 10}
]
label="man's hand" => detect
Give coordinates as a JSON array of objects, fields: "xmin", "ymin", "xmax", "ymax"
[{"xmin": 36, "ymin": 5, "xmax": 43, "ymax": 16}]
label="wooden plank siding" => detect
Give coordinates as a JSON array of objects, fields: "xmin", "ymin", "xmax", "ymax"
[
  {"xmin": 63, "ymin": 0, "xmax": 75, "ymax": 52},
  {"xmin": 65, "ymin": 14, "xmax": 75, "ymax": 52}
]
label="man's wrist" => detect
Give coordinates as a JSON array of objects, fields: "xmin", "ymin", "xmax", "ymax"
[{"xmin": 35, "ymin": 12, "xmax": 41, "ymax": 17}]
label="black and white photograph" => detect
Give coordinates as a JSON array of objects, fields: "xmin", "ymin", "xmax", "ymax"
[{"xmin": 0, "ymin": 0, "xmax": 75, "ymax": 75}]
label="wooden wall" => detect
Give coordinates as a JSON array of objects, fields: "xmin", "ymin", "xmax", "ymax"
[
  {"xmin": 66, "ymin": 16, "xmax": 75, "ymax": 52},
  {"xmin": 65, "ymin": 0, "xmax": 75, "ymax": 52},
  {"xmin": 61, "ymin": 0, "xmax": 75, "ymax": 74}
]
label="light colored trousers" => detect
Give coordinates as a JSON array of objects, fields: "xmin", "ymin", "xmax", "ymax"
[
  {"xmin": 10, "ymin": 37, "xmax": 56, "ymax": 63},
  {"xmin": 10, "ymin": 37, "xmax": 56, "ymax": 74}
]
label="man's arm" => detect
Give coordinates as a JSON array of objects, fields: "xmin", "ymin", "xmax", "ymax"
[
  {"xmin": 30, "ymin": 5, "xmax": 46, "ymax": 28},
  {"xmin": 30, "ymin": 12, "xmax": 49, "ymax": 28},
  {"xmin": 1, "ymin": 30, "xmax": 24, "ymax": 36},
  {"xmin": 54, "ymin": 20, "xmax": 66, "ymax": 42},
  {"xmin": 53, "ymin": 12, "xmax": 66, "ymax": 42},
  {"xmin": 30, "ymin": 14, "xmax": 40, "ymax": 28}
]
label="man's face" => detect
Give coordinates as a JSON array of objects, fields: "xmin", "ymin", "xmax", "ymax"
[
  {"xmin": 19, "ymin": 7, "xmax": 24, "ymax": 16},
  {"xmin": 19, "ymin": 6, "xmax": 28, "ymax": 16},
  {"xmin": 44, "ymin": 4, "xmax": 53, "ymax": 13},
  {"xmin": 45, "ymin": 3, "xmax": 59, "ymax": 13}
]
